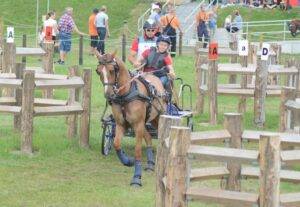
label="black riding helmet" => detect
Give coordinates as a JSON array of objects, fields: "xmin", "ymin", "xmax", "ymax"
[
  {"xmin": 156, "ymin": 35, "xmax": 171, "ymax": 45},
  {"xmin": 143, "ymin": 19, "xmax": 157, "ymax": 30}
]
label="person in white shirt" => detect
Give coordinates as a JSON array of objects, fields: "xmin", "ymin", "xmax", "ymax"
[
  {"xmin": 43, "ymin": 11, "xmax": 58, "ymax": 42},
  {"xmin": 94, "ymin": 5, "xmax": 110, "ymax": 55}
]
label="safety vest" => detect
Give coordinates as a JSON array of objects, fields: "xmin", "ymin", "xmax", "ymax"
[
  {"xmin": 144, "ymin": 47, "xmax": 168, "ymax": 75},
  {"xmin": 137, "ymin": 36, "xmax": 157, "ymax": 59}
]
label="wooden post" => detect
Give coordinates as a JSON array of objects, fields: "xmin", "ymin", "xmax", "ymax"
[
  {"xmin": 254, "ymin": 55, "xmax": 268, "ymax": 128},
  {"xmin": 165, "ymin": 126, "xmax": 190, "ymax": 207},
  {"xmin": 224, "ymin": 113, "xmax": 243, "ymax": 191},
  {"xmin": 42, "ymin": 42, "xmax": 54, "ymax": 98},
  {"xmin": 238, "ymin": 55, "xmax": 248, "ymax": 113},
  {"xmin": 67, "ymin": 66, "xmax": 80, "ymax": 138},
  {"xmin": 21, "ymin": 70, "xmax": 35, "ymax": 154},
  {"xmin": 79, "ymin": 69, "xmax": 91, "ymax": 148},
  {"xmin": 14, "ymin": 63, "xmax": 25, "ymax": 130},
  {"xmin": 296, "ymin": 60, "xmax": 300, "ymax": 98},
  {"xmin": 208, "ymin": 59, "xmax": 218, "ymax": 125},
  {"xmin": 179, "ymin": 32, "xmax": 183, "ymax": 56},
  {"xmin": 195, "ymin": 43, "xmax": 206, "ymax": 114},
  {"xmin": 279, "ymin": 87, "xmax": 296, "ymax": 132},
  {"xmin": 2, "ymin": 42, "xmax": 16, "ymax": 96},
  {"xmin": 79, "ymin": 35, "xmax": 83, "ymax": 65},
  {"xmin": 122, "ymin": 20, "xmax": 128, "ymax": 62},
  {"xmin": 259, "ymin": 134, "xmax": 281, "ymax": 207},
  {"xmin": 156, "ymin": 115, "xmax": 182, "ymax": 207},
  {"xmin": 0, "ymin": 16, "xmax": 3, "ymax": 71},
  {"xmin": 22, "ymin": 34, "xmax": 27, "ymax": 64},
  {"xmin": 229, "ymin": 41, "xmax": 237, "ymax": 84}
]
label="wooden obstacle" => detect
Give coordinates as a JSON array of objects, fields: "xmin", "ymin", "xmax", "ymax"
[
  {"xmin": 156, "ymin": 114, "xmax": 300, "ymax": 207},
  {"xmin": 0, "ymin": 64, "xmax": 92, "ymax": 154},
  {"xmin": 195, "ymin": 43, "xmax": 300, "ymax": 127}
]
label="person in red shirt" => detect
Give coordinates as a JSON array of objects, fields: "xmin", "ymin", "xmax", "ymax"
[
  {"xmin": 137, "ymin": 35, "xmax": 175, "ymax": 90},
  {"xmin": 88, "ymin": 8, "xmax": 99, "ymax": 55}
]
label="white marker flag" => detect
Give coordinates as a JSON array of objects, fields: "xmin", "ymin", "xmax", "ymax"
[
  {"xmin": 238, "ymin": 40, "xmax": 249, "ymax": 56},
  {"xmin": 261, "ymin": 43, "xmax": 270, "ymax": 61},
  {"xmin": 7, "ymin": 27, "xmax": 14, "ymax": 43}
]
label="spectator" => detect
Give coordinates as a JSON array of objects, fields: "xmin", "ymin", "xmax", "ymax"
[
  {"xmin": 149, "ymin": 3, "xmax": 162, "ymax": 36},
  {"xmin": 160, "ymin": 6, "xmax": 183, "ymax": 57},
  {"xmin": 88, "ymin": 8, "xmax": 99, "ymax": 55},
  {"xmin": 195, "ymin": 5, "xmax": 209, "ymax": 48},
  {"xmin": 43, "ymin": 11, "xmax": 58, "ymax": 42},
  {"xmin": 128, "ymin": 19, "xmax": 158, "ymax": 67},
  {"xmin": 57, "ymin": 7, "xmax": 85, "ymax": 65},
  {"xmin": 231, "ymin": 10, "xmax": 243, "ymax": 33},
  {"xmin": 95, "ymin": 5, "xmax": 110, "ymax": 55},
  {"xmin": 208, "ymin": 11, "xmax": 217, "ymax": 41}
]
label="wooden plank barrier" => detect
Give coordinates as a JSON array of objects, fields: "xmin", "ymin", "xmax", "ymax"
[{"xmin": 158, "ymin": 113, "xmax": 300, "ymax": 207}]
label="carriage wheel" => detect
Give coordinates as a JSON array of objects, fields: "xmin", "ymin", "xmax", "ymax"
[{"xmin": 101, "ymin": 123, "xmax": 115, "ymax": 156}]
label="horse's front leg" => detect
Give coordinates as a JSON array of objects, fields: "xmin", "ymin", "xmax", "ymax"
[
  {"xmin": 130, "ymin": 122, "xmax": 144, "ymax": 187},
  {"xmin": 144, "ymin": 129, "xmax": 155, "ymax": 172},
  {"xmin": 114, "ymin": 124, "xmax": 134, "ymax": 167}
]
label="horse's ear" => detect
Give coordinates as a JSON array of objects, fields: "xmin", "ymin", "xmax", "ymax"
[{"xmin": 112, "ymin": 50, "xmax": 118, "ymax": 58}]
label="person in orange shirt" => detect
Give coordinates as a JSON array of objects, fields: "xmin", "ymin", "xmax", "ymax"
[
  {"xmin": 160, "ymin": 7, "xmax": 183, "ymax": 57},
  {"xmin": 88, "ymin": 8, "xmax": 99, "ymax": 55},
  {"xmin": 195, "ymin": 5, "xmax": 209, "ymax": 48}
]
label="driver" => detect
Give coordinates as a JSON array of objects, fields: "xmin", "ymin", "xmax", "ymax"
[{"xmin": 136, "ymin": 35, "xmax": 175, "ymax": 92}]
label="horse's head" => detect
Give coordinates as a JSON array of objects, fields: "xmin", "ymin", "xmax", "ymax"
[
  {"xmin": 96, "ymin": 51, "xmax": 119, "ymax": 98},
  {"xmin": 289, "ymin": 20, "xmax": 299, "ymax": 37}
]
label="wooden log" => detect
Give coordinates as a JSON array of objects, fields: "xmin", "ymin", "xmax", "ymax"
[
  {"xmin": 42, "ymin": 42, "xmax": 54, "ymax": 98},
  {"xmin": 296, "ymin": 60, "xmax": 300, "ymax": 98},
  {"xmin": 67, "ymin": 66, "xmax": 80, "ymax": 138},
  {"xmin": 21, "ymin": 70, "xmax": 35, "ymax": 154},
  {"xmin": 16, "ymin": 47, "xmax": 46, "ymax": 56},
  {"xmin": 2, "ymin": 42, "xmax": 16, "ymax": 96},
  {"xmin": 254, "ymin": 55, "xmax": 269, "ymax": 128},
  {"xmin": 281, "ymin": 193, "xmax": 300, "ymax": 207},
  {"xmin": 0, "ymin": 105, "xmax": 21, "ymax": 114},
  {"xmin": 35, "ymin": 78, "xmax": 84, "ymax": 89},
  {"xmin": 208, "ymin": 59, "xmax": 218, "ymax": 125},
  {"xmin": 195, "ymin": 42, "xmax": 206, "ymax": 114},
  {"xmin": 190, "ymin": 167, "xmax": 229, "ymax": 181},
  {"xmin": 14, "ymin": 63, "xmax": 25, "ymax": 130},
  {"xmin": 259, "ymin": 134, "xmax": 281, "ymax": 207},
  {"xmin": 191, "ymin": 129, "xmax": 231, "ymax": 144},
  {"xmin": 279, "ymin": 87, "xmax": 296, "ymax": 132},
  {"xmin": 79, "ymin": 69, "xmax": 92, "ymax": 148},
  {"xmin": 224, "ymin": 113, "xmax": 243, "ymax": 191},
  {"xmin": 239, "ymin": 56, "xmax": 248, "ymax": 113},
  {"xmin": 229, "ymin": 41, "xmax": 238, "ymax": 84},
  {"xmin": 165, "ymin": 126, "xmax": 190, "ymax": 207},
  {"xmin": 34, "ymin": 105, "xmax": 83, "ymax": 116},
  {"xmin": 156, "ymin": 115, "xmax": 182, "ymax": 207}
]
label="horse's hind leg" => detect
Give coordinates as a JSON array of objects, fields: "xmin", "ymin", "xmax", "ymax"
[
  {"xmin": 130, "ymin": 122, "xmax": 144, "ymax": 187},
  {"xmin": 144, "ymin": 129, "xmax": 155, "ymax": 172},
  {"xmin": 114, "ymin": 124, "xmax": 134, "ymax": 167}
]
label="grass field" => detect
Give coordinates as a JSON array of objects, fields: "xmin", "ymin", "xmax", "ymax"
[{"xmin": 1, "ymin": 1, "xmax": 300, "ymax": 206}]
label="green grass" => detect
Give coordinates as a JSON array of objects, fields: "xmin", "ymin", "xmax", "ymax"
[{"xmin": 1, "ymin": 2, "xmax": 300, "ymax": 206}]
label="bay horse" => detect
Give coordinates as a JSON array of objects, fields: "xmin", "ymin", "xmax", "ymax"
[{"xmin": 96, "ymin": 52, "xmax": 167, "ymax": 187}]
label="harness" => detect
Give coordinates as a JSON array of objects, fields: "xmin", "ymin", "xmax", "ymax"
[
  {"xmin": 97, "ymin": 58, "xmax": 164, "ymax": 123},
  {"xmin": 145, "ymin": 47, "xmax": 169, "ymax": 77}
]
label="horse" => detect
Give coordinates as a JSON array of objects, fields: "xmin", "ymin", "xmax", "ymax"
[
  {"xmin": 96, "ymin": 52, "xmax": 167, "ymax": 187},
  {"xmin": 289, "ymin": 19, "xmax": 300, "ymax": 37}
]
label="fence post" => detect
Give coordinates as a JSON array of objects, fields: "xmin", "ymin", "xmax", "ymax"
[
  {"xmin": 223, "ymin": 113, "xmax": 243, "ymax": 191},
  {"xmin": 22, "ymin": 34, "xmax": 27, "ymax": 64},
  {"xmin": 279, "ymin": 87, "xmax": 296, "ymax": 132},
  {"xmin": 238, "ymin": 55, "xmax": 248, "ymax": 113},
  {"xmin": 2, "ymin": 42, "xmax": 16, "ymax": 96},
  {"xmin": 14, "ymin": 63, "xmax": 25, "ymax": 131},
  {"xmin": 259, "ymin": 134, "xmax": 281, "ymax": 207},
  {"xmin": 79, "ymin": 35, "xmax": 83, "ymax": 65},
  {"xmin": 179, "ymin": 32, "xmax": 183, "ymax": 56},
  {"xmin": 21, "ymin": 70, "xmax": 35, "ymax": 154},
  {"xmin": 208, "ymin": 58, "xmax": 218, "ymax": 125},
  {"xmin": 165, "ymin": 126, "xmax": 190, "ymax": 207},
  {"xmin": 42, "ymin": 42, "xmax": 54, "ymax": 98},
  {"xmin": 80, "ymin": 69, "xmax": 91, "ymax": 148},
  {"xmin": 122, "ymin": 20, "xmax": 128, "ymax": 62},
  {"xmin": 195, "ymin": 42, "xmax": 206, "ymax": 114},
  {"xmin": 0, "ymin": 16, "xmax": 3, "ymax": 72},
  {"xmin": 67, "ymin": 66, "xmax": 80, "ymax": 138},
  {"xmin": 229, "ymin": 40, "xmax": 238, "ymax": 84},
  {"xmin": 156, "ymin": 115, "xmax": 182, "ymax": 207},
  {"xmin": 254, "ymin": 55, "xmax": 268, "ymax": 128}
]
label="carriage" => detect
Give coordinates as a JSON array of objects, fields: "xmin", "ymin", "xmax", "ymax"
[{"xmin": 100, "ymin": 78, "xmax": 193, "ymax": 156}]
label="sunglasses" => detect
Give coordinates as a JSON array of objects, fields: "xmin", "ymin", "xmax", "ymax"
[{"xmin": 146, "ymin": 29, "xmax": 156, "ymax": 32}]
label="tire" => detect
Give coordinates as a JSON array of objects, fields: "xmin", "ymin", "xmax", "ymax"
[{"xmin": 101, "ymin": 123, "xmax": 115, "ymax": 156}]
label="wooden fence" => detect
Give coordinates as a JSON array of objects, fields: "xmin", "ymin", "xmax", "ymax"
[
  {"xmin": 0, "ymin": 64, "xmax": 91, "ymax": 154},
  {"xmin": 156, "ymin": 114, "xmax": 300, "ymax": 207}
]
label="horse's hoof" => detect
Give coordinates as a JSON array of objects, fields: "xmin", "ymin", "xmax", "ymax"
[
  {"xmin": 124, "ymin": 157, "xmax": 135, "ymax": 167},
  {"xmin": 130, "ymin": 176, "xmax": 142, "ymax": 187},
  {"xmin": 145, "ymin": 162, "xmax": 155, "ymax": 172}
]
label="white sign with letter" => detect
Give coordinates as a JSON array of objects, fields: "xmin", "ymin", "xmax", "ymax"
[
  {"xmin": 238, "ymin": 40, "xmax": 249, "ymax": 56},
  {"xmin": 261, "ymin": 43, "xmax": 270, "ymax": 61},
  {"xmin": 7, "ymin": 27, "xmax": 14, "ymax": 43}
]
